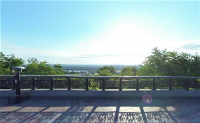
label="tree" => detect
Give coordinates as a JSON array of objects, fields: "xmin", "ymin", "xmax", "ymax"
[
  {"xmin": 23, "ymin": 58, "xmax": 64, "ymax": 75},
  {"xmin": 54, "ymin": 63, "xmax": 64, "ymax": 75},
  {"xmin": 189, "ymin": 53, "xmax": 200, "ymax": 77},
  {"xmin": 120, "ymin": 66, "xmax": 138, "ymax": 76},
  {"xmin": 0, "ymin": 52, "xmax": 65, "ymax": 75},
  {"xmin": 27, "ymin": 57, "xmax": 40, "ymax": 64},
  {"xmin": 0, "ymin": 52, "xmax": 24, "ymax": 75},
  {"xmin": 96, "ymin": 66, "xmax": 116, "ymax": 76},
  {"xmin": 139, "ymin": 47, "xmax": 200, "ymax": 77}
]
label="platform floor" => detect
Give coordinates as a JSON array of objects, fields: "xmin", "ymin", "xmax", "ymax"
[{"xmin": 0, "ymin": 97, "xmax": 200, "ymax": 123}]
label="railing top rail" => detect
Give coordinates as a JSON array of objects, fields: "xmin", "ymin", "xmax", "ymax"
[
  {"xmin": 0, "ymin": 75, "xmax": 14, "ymax": 78},
  {"xmin": 0, "ymin": 75, "xmax": 200, "ymax": 79}
]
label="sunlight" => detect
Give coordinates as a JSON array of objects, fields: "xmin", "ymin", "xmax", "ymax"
[
  {"xmin": 98, "ymin": 19, "xmax": 154, "ymax": 50},
  {"xmin": 143, "ymin": 107, "xmax": 165, "ymax": 112},
  {"xmin": 78, "ymin": 19, "xmax": 156, "ymax": 56},
  {"xmin": 166, "ymin": 106, "xmax": 178, "ymax": 112},
  {"xmin": 73, "ymin": 19, "xmax": 157, "ymax": 64}
]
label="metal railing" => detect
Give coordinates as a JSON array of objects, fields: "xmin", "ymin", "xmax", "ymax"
[{"xmin": 0, "ymin": 75, "xmax": 200, "ymax": 91}]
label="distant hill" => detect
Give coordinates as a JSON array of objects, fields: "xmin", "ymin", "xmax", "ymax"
[{"xmin": 59, "ymin": 64, "xmax": 140, "ymax": 71}]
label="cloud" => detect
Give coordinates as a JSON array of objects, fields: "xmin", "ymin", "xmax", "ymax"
[
  {"xmin": 2, "ymin": 41, "xmax": 72, "ymax": 58},
  {"xmin": 179, "ymin": 43, "xmax": 200, "ymax": 50},
  {"xmin": 1, "ymin": 41, "xmax": 144, "ymax": 64},
  {"xmin": 72, "ymin": 56, "xmax": 97, "ymax": 59}
]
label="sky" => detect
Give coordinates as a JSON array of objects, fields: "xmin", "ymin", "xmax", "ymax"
[{"xmin": 1, "ymin": 0, "xmax": 200, "ymax": 65}]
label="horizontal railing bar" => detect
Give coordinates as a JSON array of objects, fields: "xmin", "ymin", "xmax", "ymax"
[
  {"xmin": 0, "ymin": 75, "xmax": 14, "ymax": 78},
  {"xmin": 0, "ymin": 75, "xmax": 200, "ymax": 79}
]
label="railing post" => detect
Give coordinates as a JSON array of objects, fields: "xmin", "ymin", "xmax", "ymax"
[
  {"xmin": 169, "ymin": 78, "xmax": 172, "ymax": 90},
  {"xmin": 50, "ymin": 78, "xmax": 54, "ymax": 90},
  {"xmin": 86, "ymin": 78, "xmax": 89, "ymax": 90},
  {"xmin": 32, "ymin": 78, "xmax": 36, "ymax": 90},
  {"xmin": 153, "ymin": 78, "xmax": 156, "ymax": 90},
  {"xmin": 136, "ymin": 78, "xmax": 139, "ymax": 90},
  {"xmin": 12, "ymin": 78, "xmax": 15, "ymax": 90},
  {"xmin": 185, "ymin": 79, "xmax": 189, "ymax": 90},
  {"xmin": 68, "ymin": 78, "xmax": 71, "ymax": 90},
  {"xmin": 102, "ymin": 78, "xmax": 105, "ymax": 91},
  {"xmin": 119, "ymin": 78, "xmax": 122, "ymax": 91}
]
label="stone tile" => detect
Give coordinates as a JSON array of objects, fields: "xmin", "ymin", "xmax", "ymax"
[
  {"xmin": 166, "ymin": 106, "xmax": 182, "ymax": 112},
  {"xmin": 18, "ymin": 107, "xmax": 45, "ymax": 112},
  {"xmin": 189, "ymin": 116, "xmax": 200, "ymax": 122},
  {"xmin": 101, "ymin": 106, "xmax": 113, "ymax": 112},
  {"xmin": 86, "ymin": 112, "xmax": 115, "ymax": 122},
  {"xmin": 119, "ymin": 106, "xmax": 141, "ymax": 112},
  {"xmin": 177, "ymin": 112, "xmax": 200, "ymax": 122},
  {"xmin": 108, "ymin": 106, "xmax": 117, "ymax": 112},
  {"xmin": 0, "ymin": 97, "xmax": 200, "ymax": 122},
  {"xmin": 94, "ymin": 107, "xmax": 104, "ymax": 112},
  {"xmin": 79, "ymin": 112, "xmax": 89, "ymax": 122},
  {"xmin": 0, "ymin": 112, "xmax": 36, "ymax": 123},
  {"xmin": 27, "ymin": 112, "xmax": 62, "ymax": 122},
  {"xmin": 58, "ymin": 113, "xmax": 71, "ymax": 123},
  {"xmin": 86, "ymin": 106, "xmax": 95, "ymax": 112},
  {"xmin": 42, "ymin": 107, "xmax": 65, "ymax": 112},
  {"xmin": 0, "ymin": 112, "xmax": 9, "ymax": 117},
  {"xmin": 118, "ymin": 112, "xmax": 143, "ymax": 123},
  {"xmin": 78, "ymin": 107, "xmax": 88, "ymax": 113},
  {"xmin": 143, "ymin": 106, "xmax": 165, "ymax": 112},
  {"xmin": 65, "ymin": 106, "xmax": 82, "ymax": 113},
  {"xmin": 63, "ymin": 106, "xmax": 71, "ymax": 112},
  {"xmin": 145, "ymin": 112, "xmax": 174, "ymax": 123},
  {"xmin": 70, "ymin": 112, "xmax": 80, "ymax": 122},
  {"xmin": 0, "ymin": 106, "xmax": 21, "ymax": 112}
]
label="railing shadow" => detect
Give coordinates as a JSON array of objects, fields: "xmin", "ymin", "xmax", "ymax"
[{"xmin": 1, "ymin": 97, "xmax": 200, "ymax": 122}]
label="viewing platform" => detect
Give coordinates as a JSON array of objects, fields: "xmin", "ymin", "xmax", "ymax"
[{"xmin": 0, "ymin": 97, "xmax": 200, "ymax": 122}]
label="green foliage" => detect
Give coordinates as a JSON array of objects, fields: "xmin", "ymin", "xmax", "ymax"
[
  {"xmin": 0, "ymin": 52, "xmax": 24, "ymax": 75},
  {"xmin": 0, "ymin": 52, "xmax": 65, "ymax": 75},
  {"xmin": 54, "ymin": 63, "xmax": 64, "ymax": 75},
  {"xmin": 139, "ymin": 47, "xmax": 200, "ymax": 76},
  {"xmin": 88, "ymin": 81, "xmax": 99, "ymax": 90},
  {"xmin": 23, "ymin": 59, "xmax": 54, "ymax": 75},
  {"xmin": 120, "ymin": 66, "xmax": 138, "ymax": 76},
  {"xmin": 23, "ymin": 58, "xmax": 65, "ymax": 75},
  {"xmin": 69, "ymin": 72, "xmax": 78, "ymax": 74},
  {"xmin": 99, "ymin": 69, "xmax": 113, "ymax": 76},
  {"xmin": 96, "ymin": 66, "xmax": 116, "ymax": 76}
]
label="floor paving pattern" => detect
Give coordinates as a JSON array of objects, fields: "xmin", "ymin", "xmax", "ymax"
[{"xmin": 0, "ymin": 97, "xmax": 200, "ymax": 123}]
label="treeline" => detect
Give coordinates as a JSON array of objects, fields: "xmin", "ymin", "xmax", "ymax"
[
  {"xmin": 94, "ymin": 47, "xmax": 200, "ymax": 77},
  {"xmin": 0, "ymin": 52, "xmax": 64, "ymax": 75},
  {"xmin": 140, "ymin": 48, "xmax": 200, "ymax": 77},
  {"xmin": 96, "ymin": 66, "xmax": 138, "ymax": 76},
  {"xmin": 1, "ymin": 47, "xmax": 200, "ymax": 77}
]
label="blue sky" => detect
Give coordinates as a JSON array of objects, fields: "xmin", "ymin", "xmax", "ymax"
[{"xmin": 1, "ymin": 0, "xmax": 200, "ymax": 65}]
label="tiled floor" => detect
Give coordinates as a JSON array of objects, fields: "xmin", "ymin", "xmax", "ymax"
[{"xmin": 0, "ymin": 97, "xmax": 200, "ymax": 123}]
